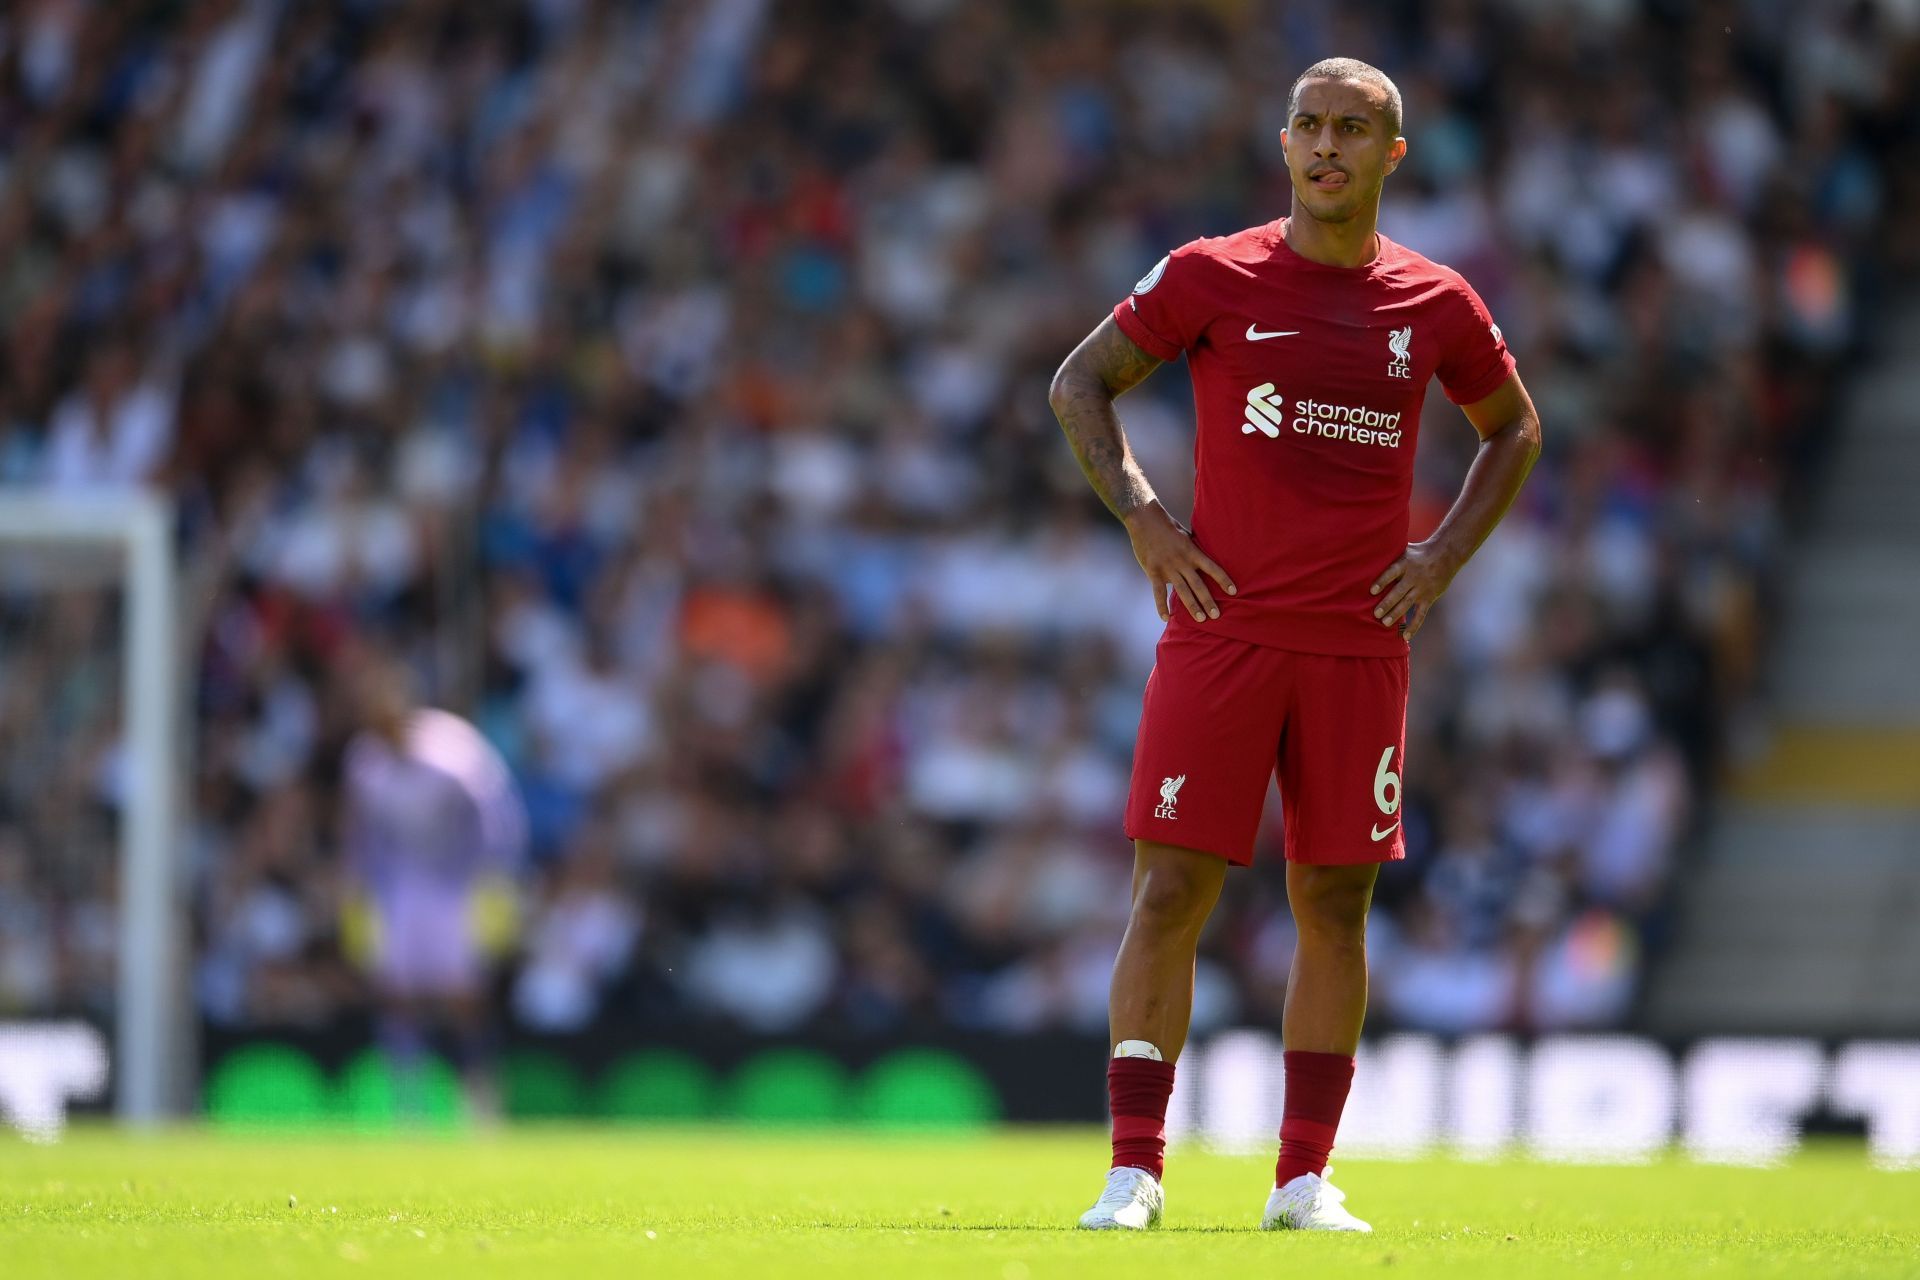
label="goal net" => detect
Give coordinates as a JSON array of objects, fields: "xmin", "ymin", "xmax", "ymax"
[{"xmin": 0, "ymin": 491, "xmax": 183, "ymax": 1133}]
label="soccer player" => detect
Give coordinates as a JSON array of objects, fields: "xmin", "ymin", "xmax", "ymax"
[
  {"xmin": 340, "ymin": 653, "xmax": 528, "ymax": 1120},
  {"xmin": 1050, "ymin": 58, "xmax": 1541, "ymax": 1231}
]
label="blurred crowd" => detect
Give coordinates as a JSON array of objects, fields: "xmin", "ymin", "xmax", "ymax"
[{"xmin": 2, "ymin": 0, "xmax": 1917, "ymax": 1042}]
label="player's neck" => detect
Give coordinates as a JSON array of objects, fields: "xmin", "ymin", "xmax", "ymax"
[{"xmin": 1281, "ymin": 207, "xmax": 1382, "ymax": 270}]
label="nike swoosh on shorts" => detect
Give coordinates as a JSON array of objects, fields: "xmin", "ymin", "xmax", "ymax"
[{"xmin": 1370, "ymin": 821, "xmax": 1400, "ymax": 842}]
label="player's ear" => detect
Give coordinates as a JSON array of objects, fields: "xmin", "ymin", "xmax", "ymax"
[{"xmin": 1384, "ymin": 136, "xmax": 1407, "ymax": 175}]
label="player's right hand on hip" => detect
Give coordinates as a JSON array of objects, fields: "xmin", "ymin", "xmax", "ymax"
[{"xmin": 1122, "ymin": 500, "xmax": 1237, "ymax": 623}]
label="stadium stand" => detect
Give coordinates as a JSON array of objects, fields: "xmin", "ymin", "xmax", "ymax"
[{"xmin": 1, "ymin": 0, "xmax": 1915, "ymax": 1045}]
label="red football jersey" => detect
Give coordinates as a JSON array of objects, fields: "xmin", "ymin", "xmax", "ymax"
[{"xmin": 1112, "ymin": 218, "xmax": 1515, "ymax": 657}]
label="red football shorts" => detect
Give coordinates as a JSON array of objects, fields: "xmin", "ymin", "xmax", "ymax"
[{"xmin": 1125, "ymin": 626, "xmax": 1409, "ymax": 866}]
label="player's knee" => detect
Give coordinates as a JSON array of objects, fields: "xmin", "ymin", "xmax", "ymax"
[
  {"xmin": 1130, "ymin": 866, "xmax": 1217, "ymax": 935},
  {"xmin": 1290, "ymin": 866, "xmax": 1376, "ymax": 941}
]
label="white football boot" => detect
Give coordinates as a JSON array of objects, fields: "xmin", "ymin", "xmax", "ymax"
[
  {"xmin": 1260, "ymin": 1170, "xmax": 1372, "ymax": 1232},
  {"xmin": 1077, "ymin": 1166, "xmax": 1165, "ymax": 1230}
]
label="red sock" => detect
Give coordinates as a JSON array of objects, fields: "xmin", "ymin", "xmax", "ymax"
[
  {"xmin": 1274, "ymin": 1050, "xmax": 1355, "ymax": 1187},
  {"xmin": 1108, "ymin": 1057, "xmax": 1176, "ymax": 1180}
]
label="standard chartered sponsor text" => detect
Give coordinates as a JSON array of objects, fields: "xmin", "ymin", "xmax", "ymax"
[{"xmin": 1291, "ymin": 396, "xmax": 1403, "ymax": 448}]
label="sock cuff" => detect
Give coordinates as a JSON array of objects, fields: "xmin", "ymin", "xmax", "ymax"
[
  {"xmin": 1111, "ymin": 1115, "xmax": 1166, "ymax": 1144},
  {"xmin": 1282, "ymin": 1049, "xmax": 1356, "ymax": 1083},
  {"xmin": 1279, "ymin": 1115, "xmax": 1341, "ymax": 1147},
  {"xmin": 1107, "ymin": 1055, "xmax": 1175, "ymax": 1115},
  {"xmin": 1107, "ymin": 1056, "xmax": 1176, "ymax": 1083}
]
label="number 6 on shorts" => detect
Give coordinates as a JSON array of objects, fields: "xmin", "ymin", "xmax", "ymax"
[{"xmin": 1373, "ymin": 746, "xmax": 1400, "ymax": 816}]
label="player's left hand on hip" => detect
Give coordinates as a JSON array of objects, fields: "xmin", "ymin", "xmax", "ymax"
[{"xmin": 1369, "ymin": 541, "xmax": 1457, "ymax": 640}]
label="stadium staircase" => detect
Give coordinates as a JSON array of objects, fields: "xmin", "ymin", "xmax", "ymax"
[{"xmin": 1646, "ymin": 300, "xmax": 1920, "ymax": 1037}]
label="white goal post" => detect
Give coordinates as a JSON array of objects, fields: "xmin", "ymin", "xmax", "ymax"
[{"xmin": 0, "ymin": 490, "xmax": 183, "ymax": 1124}]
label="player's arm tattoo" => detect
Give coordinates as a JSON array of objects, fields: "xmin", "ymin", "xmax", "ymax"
[{"xmin": 1047, "ymin": 316, "xmax": 1164, "ymax": 520}]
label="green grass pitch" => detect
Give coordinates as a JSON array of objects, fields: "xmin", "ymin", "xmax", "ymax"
[{"xmin": 5, "ymin": 1127, "xmax": 1917, "ymax": 1278}]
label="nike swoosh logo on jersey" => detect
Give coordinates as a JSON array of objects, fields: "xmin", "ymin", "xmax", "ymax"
[
  {"xmin": 1370, "ymin": 821, "xmax": 1400, "ymax": 842},
  {"xmin": 1245, "ymin": 325, "xmax": 1300, "ymax": 341}
]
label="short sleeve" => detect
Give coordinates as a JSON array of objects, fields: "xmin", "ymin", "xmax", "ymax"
[
  {"xmin": 1434, "ymin": 274, "xmax": 1516, "ymax": 406},
  {"xmin": 1111, "ymin": 244, "xmax": 1210, "ymax": 362}
]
